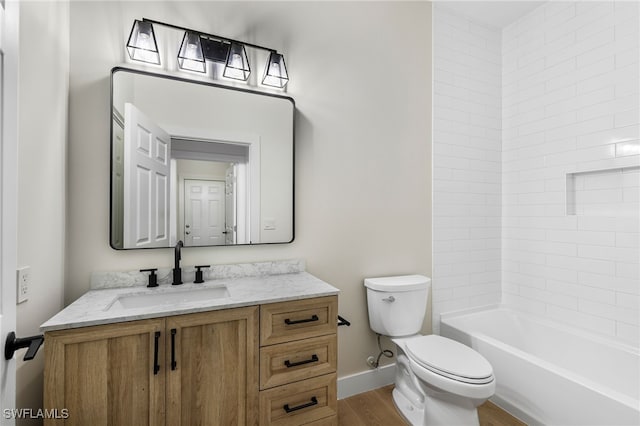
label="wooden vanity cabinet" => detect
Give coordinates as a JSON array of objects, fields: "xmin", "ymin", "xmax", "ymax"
[
  {"xmin": 44, "ymin": 306, "xmax": 258, "ymax": 426},
  {"xmin": 259, "ymin": 296, "xmax": 338, "ymax": 426},
  {"xmin": 44, "ymin": 296, "xmax": 338, "ymax": 426},
  {"xmin": 44, "ymin": 318, "xmax": 166, "ymax": 426},
  {"xmin": 166, "ymin": 308, "xmax": 259, "ymax": 426}
]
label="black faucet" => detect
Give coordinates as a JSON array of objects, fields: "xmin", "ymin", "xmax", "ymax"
[{"xmin": 172, "ymin": 240, "xmax": 184, "ymax": 285}]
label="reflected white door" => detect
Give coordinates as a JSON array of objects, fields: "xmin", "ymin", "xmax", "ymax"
[
  {"xmin": 123, "ymin": 103, "xmax": 171, "ymax": 248},
  {"xmin": 225, "ymin": 165, "xmax": 236, "ymax": 245},
  {"xmin": 111, "ymin": 117, "xmax": 124, "ymax": 248},
  {"xmin": 184, "ymin": 180, "xmax": 225, "ymax": 246}
]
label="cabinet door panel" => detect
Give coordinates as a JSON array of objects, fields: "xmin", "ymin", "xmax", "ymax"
[
  {"xmin": 108, "ymin": 333, "xmax": 160, "ymax": 423},
  {"xmin": 166, "ymin": 306, "xmax": 259, "ymax": 426},
  {"xmin": 45, "ymin": 319, "xmax": 165, "ymax": 426},
  {"xmin": 63, "ymin": 339, "xmax": 108, "ymax": 424}
]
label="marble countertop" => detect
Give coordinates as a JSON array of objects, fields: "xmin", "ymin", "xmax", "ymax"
[{"xmin": 41, "ymin": 272, "xmax": 339, "ymax": 332}]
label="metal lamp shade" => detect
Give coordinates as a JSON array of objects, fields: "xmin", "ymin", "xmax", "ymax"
[
  {"xmin": 126, "ymin": 20, "xmax": 160, "ymax": 65},
  {"xmin": 177, "ymin": 32, "xmax": 206, "ymax": 73},
  {"xmin": 223, "ymin": 42, "xmax": 251, "ymax": 81},
  {"xmin": 262, "ymin": 52, "xmax": 289, "ymax": 88}
]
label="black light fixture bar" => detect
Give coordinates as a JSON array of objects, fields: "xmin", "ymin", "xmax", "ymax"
[
  {"xmin": 141, "ymin": 18, "xmax": 277, "ymax": 54},
  {"xmin": 200, "ymin": 38, "xmax": 230, "ymax": 63},
  {"xmin": 130, "ymin": 18, "xmax": 289, "ymax": 87}
]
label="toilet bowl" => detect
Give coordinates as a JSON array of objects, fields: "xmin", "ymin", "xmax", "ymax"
[{"xmin": 364, "ymin": 275, "xmax": 495, "ymax": 426}]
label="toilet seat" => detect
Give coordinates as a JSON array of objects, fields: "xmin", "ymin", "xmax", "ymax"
[
  {"xmin": 405, "ymin": 335, "xmax": 494, "ymax": 385},
  {"xmin": 402, "ymin": 336, "xmax": 495, "ymax": 401}
]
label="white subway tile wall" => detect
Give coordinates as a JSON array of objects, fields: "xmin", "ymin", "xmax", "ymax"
[
  {"xmin": 432, "ymin": 5, "xmax": 503, "ymax": 333},
  {"xmin": 433, "ymin": 1, "xmax": 639, "ymax": 345},
  {"xmin": 502, "ymin": 1, "xmax": 639, "ymax": 346}
]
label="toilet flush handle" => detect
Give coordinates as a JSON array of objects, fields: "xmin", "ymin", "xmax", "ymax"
[{"xmin": 382, "ymin": 296, "xmax": 395, "ymax": 303}]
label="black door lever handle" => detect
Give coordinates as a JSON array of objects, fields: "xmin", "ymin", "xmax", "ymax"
[{"xmin": 5, "ymin": 331, "xmax": 44, "ymax": 361}]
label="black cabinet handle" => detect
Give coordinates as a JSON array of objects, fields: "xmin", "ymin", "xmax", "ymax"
[
  {"xmin": 284, "ymin": 354, "xmax": 319, "ymax": 368},
  {"xmin": 284, "ymin": 315, "xmax": 318, "ymax": 325},
  {"xmin": 170, "ymin": 328, "xmax": 177, "ymax": 370},
  {"xmin": 153, "ymin": 331, "xmax": 160, "ymax": 375},
  {"xmin": 284, "ymin": 396, "xmax": 318, "ymax": 413}
]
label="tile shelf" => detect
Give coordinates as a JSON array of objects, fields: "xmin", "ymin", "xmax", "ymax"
[{"xmin": 566, "ymin": 165, "xmax": 639, "ymax": 217}]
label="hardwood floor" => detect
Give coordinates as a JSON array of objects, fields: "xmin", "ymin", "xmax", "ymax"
[
  {"xmin": 338, "ymin": 385, "xmax": 405, "ymax": 426},
  {"xmin": 478, "ymin": 400, "xmax": 527, "ymax": 426},
  {"xmin": 338, "ymin": 385, "xmax": 527, "ymax": 426}
]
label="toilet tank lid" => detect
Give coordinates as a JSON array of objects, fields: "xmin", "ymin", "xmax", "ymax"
[{"xmin": 364, "ymin": 275, "xmax": 431, "ymax": 292}]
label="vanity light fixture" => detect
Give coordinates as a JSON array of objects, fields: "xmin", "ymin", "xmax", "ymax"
[
  {"xmin": 262, "ymin": 51, "xmax": 289, "ymax": 88},
  {"xmin": 223, "ymin": 42, "xmax": 251, "ymax": 81},
  {"xmin": 201, "ymin": 37, "xmax": 231, "ymax": 63},
  {"xmin": 177, "ymin": 31, "xmax": 206, "ymax": 73},
  {"xmin": 126, "ymin": 20, "xmax": 160, "ymax": 65},
  {"xmin": 126, "ymin": 18, "xmax": 290, "ymax": 88}
]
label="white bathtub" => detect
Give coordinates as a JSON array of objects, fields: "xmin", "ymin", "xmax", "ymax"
[{"xmin": 440, "ymin": 306, "xmax": 640, "ymax": 426}]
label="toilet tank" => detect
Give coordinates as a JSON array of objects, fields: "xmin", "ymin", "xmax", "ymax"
[{"xmin": 364, "ymin": 275, "xmax": 431, "ymax": 337}]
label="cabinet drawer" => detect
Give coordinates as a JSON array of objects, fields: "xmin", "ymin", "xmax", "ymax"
[
  {"xmin": 259, "ymin": 373, "xmax": 337, "ymax": 426},
  {"xmin": 261, "ymin": 296, "xmax": 337, "ymax": 346},
  {"xmin": 260, "ymin": 334, "xmax": 337, "ymax": 389},
  {"xmin": 302, "ymin": 416, "xmax": 338, "ymax": 426}
]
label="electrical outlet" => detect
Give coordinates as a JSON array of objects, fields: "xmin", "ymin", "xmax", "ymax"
[{"xmin": 16, "ymin": 266, "xmax": 30, "ymax": 304}]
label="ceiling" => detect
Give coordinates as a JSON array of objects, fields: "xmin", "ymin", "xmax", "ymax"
[{"xmin": 437, "ymin": 1, "xmax": 546, "ymax": 28}]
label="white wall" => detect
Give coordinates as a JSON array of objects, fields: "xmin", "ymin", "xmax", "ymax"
[
  {"xmin": 502, "ymin": 1, "xmax": 639, "ymax": 346},
  {"xmin": 16, "ymin": 1, "xmax": 69, "ymax": 421},
  {"xmin": 432, "ymin": 5, "xmax": 503, "ymax": 332},
  {"xmin": 67, "ymin": 1, "xmax": 432, "ymax": 378}
]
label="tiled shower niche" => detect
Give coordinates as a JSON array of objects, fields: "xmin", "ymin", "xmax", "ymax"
[{"xmin": 566, "ymin": 166, "xmax": 640, "ymax": 217}]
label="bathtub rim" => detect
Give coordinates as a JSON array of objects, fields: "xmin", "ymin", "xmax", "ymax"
[
  {"xmin": 440, "ymin": 304, "xmax": 639, "ymax": 356},
  {"xmin": 440, "ymin": 304, "xmax": 640, "ymax": 413}
]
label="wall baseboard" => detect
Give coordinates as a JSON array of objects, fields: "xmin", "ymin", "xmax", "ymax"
[{"xmin": 337, "ymin": 363, "xmax": 396, "ymax": 400}]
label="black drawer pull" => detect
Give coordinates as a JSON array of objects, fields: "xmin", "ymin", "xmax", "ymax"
[
  {"xmin": 284, "ymin": 354, "xmax": 319, "ymax": 368},
  {"xmin": 153, "ymin": 331, "xmax": 161, "ymax": 375},
  {"xmin": 170, "ymin": 328, "xmax": 177, "ymax": 370},
  {"xmin": 284, "ymin": 396, "xmax": 318, "ymax": 413},
  {"xmin": 284, "ymin": 315, "xmax": 319, "ymax": 325}
]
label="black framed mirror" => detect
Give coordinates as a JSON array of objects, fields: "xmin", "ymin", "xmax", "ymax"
[{"xmin": 110, "ymin": 67, "xmax": 294, "ymax": 249}]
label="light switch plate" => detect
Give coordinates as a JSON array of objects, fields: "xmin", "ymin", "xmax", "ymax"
[
  {"xmin": 264, "ymin": 218, "xmax": 276, "ymax": 231},
  {"xmin": 16, "ymin": 266, "xmax": 30, "ymax": 304}
]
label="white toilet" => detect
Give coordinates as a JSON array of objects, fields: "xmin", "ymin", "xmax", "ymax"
[{"xmin": 364, "ymin": 275, "xmax": 495, "ymax": 426}]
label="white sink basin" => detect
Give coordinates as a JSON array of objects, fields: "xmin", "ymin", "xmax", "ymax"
[{"xmin": 106, "ymin": 286, "xmax": 230, "ymax": 310}]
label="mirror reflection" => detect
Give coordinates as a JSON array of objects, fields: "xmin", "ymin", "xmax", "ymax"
[{"xmin": 110, "ymin": 68, "xmax": 294, "ymax": 249}]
